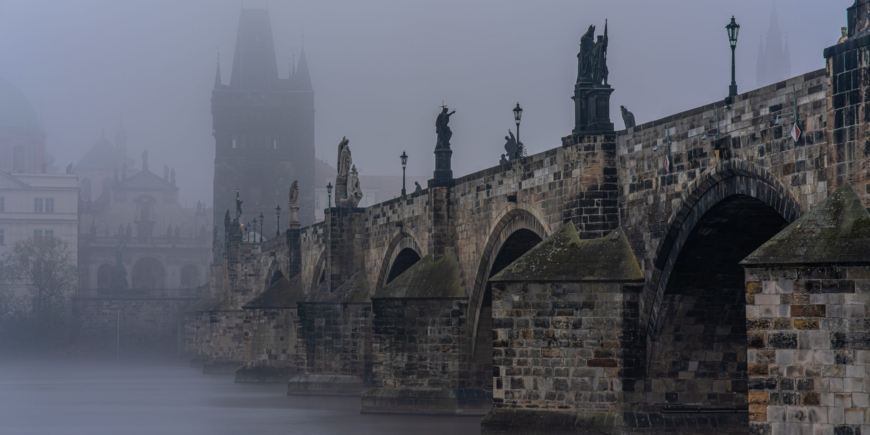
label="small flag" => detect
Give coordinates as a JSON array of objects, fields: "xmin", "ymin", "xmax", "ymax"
[{"xmin": 791, "ymin": 122, "xmax": 801, "ymax": 142}]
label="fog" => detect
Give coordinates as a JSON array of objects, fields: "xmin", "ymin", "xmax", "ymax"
[{"xmin": 0, "ymin": 0, "xmax": 847, "ymax": 205}]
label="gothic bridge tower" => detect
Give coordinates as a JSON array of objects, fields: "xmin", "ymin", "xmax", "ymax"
[{"xmin": 212, "ymin": 8, "xmax": 315, "ymax": 242}]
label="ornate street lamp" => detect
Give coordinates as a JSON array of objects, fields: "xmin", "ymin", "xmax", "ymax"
[
  {"xmin": 258, "ymin": 213, "xmax": 264, "ymax": 242},
  {"xmin": 326, "ymin": 182, "xmax": 333, "ymax": 208},
  {"xmin": 513, "ymin": 103, "xmax": 523, "ymax": 159},
  {"xmin": 400, "ymin": 151, "xmax": 408, "ymax": 196},
  {"xmin": 275, "ymin": 205, "xmax": 281, "ymax": 237},
  {"xmin": 726, "ymin": 16, "xmax": 740, "ymax": 98}
]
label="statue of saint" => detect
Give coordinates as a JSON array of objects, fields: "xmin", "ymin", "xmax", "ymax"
[
  {"xmin": 578, "ymin": 25, "xmax": 595, "ymax": 82},
  {"xmin": 235, "ymin": 189, "xmax": 243, "ymax": 220},
  {"xmin": 288, "ymin": 180, "xmax": 299, "ymax": 207},
  {"xmin": 504, "ymin": 130, "xmax": 518, "ymax": 161},
  {"xmin": 500, "ymin": 154, "xmax": 508, "ymax": 165},
  {"xmin": 436, "ymin": 106, "xmax": 456, "ymax": 149},
  {"xmin": 591, "ymin": 21, "xmax": 609, "ymax": 85},
  {"xmin": 346, "ymin": 165, "xmax": 363, "ymax": 207},
  {"xmin": 621, "ymin": 105, "xmax": 636, "ymax": 129},
  {"xmin": 337, "ymin": 137, "xmax": 352, "ymax": 178},
  {"xmin": 414, "ymin": 181, "xmax": 422, "ymax": 193},
  {"xmin": 839, "ymin": 26, "xmax": 849, "ymax": 44}
]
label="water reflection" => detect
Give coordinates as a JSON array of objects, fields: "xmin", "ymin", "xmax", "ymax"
[{"xmin": 0, "ymin": 361, "xmax": 481, "ymax": 435}]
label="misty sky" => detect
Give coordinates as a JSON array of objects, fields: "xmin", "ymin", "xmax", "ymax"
[{"xmin": 0, "ymin": 0, "xmax": 849, "ymax": 206}]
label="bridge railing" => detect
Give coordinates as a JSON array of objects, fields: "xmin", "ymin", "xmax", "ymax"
[
  {"xmin": 75, "ymin": 287, "xmax": 200, "ymax": 299},
  {"xmin": 81, "ymin": 235, "xmax": 209, "ymax": 247}
]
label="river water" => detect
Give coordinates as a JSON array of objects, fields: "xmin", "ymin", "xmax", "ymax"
[{"xmin": 0, "ymin": 361, "xmax": 481, "ymax": 435}]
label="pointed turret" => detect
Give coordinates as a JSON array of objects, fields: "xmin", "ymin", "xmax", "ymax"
[
  {"xmin": 214, "ymin": 55, "xmax": 223, "ymax": 89},
  {"xmin": 295, "ymin": 48, "xmax": 313, "ymax": 91},
  {"xmin": 229, "ymin": 8, "xmax": 279, "ymax": 90},
  {"xmin": 756, "ymin": 36, "xmax": 766, "ymax": 87}
]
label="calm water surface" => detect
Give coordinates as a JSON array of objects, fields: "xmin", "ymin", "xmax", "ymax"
[{"xmin": 0, "ymin": 361, "xmax": 481, "ymax": 435}]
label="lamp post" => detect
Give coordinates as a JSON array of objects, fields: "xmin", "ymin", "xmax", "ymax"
[
  {"xmin": 726, "ymin": 16, "xmax": 740, "ymax": 99},
  {"xmin": 326, "ymin": 182, "xmax": 333, "ymax": 208},
  {"xmin": 275, "ymin": 205, "xmax": 281, "ymax": 237},
  {"xmin": 400, "ymin": 151, "xmax": 408, "ymax": 196},
  {"xmin": 259, "ymin": 213, "xmax": 264, "ymax": 242},
  {"xmin": 249, "ymin": 219, "xmax": 254, "ymax": 242},
  {"xmin": 513, "ymin": 103, "xmax": 523, "ymax": 160}
]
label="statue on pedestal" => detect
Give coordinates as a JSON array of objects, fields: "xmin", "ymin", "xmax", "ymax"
[
  {"xmin": 578, "ymin": 25, "xmax": 595, "ymax": 82},
  {"xmin": 288, "ymin": 180, "xmax": 300, "ymax": 227},
  {"xmin": 436, "ymin": 106, "xmax": 456, "ymax": 149},
  {"xmin": 504, "ymin": 130, "xmax": 518, "ymax": 161},
  {"xmin": 346, "ymin": 165, "xmax": 363, "ymax": 208}
]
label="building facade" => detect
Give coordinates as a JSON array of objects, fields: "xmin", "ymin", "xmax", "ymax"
[
  {"xmin": 212, "ymin": 8, "xmax": 315, "ymax": 241},
  {"xmin": 0, "ymin": 172, "xmax": 79, "ymax": 291}
]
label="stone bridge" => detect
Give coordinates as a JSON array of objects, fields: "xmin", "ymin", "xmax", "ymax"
[{"xmin": 187, "ymin": 3, "xmax": 870, "ymax": 434}]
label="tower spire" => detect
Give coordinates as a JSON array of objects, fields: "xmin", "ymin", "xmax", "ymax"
[
  {"xmin": 214, "ymin": 50, "xmax": 222, "ymax": 89},
  {"xmin": 295, "ymin": 47, "xmax": 312, "ymax": 91}
]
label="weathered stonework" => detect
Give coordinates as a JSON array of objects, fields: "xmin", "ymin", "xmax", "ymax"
[{"xmin": 741, "ymin": 185, "xmax": 870, "ymax": 435}]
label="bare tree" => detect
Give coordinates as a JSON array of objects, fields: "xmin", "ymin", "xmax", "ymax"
[{"xmin": 1, "ymin": 236, "xmax": 77, "ymax": 321}]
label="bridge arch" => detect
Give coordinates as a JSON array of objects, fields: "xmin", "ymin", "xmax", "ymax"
[
  {"xmin": 375, "ymin": 230, "xmax": 423, "ymax": 290},
  {"xmin": 470, "ymin": 207, "xmax": 549, "ymax": 354},
  {"xmin": 643, "ymin": 159, "xmax": 802, "ymax": 338},
  {"xmin": 642, "ymin": 159, "xmax": 801, "ymax": 410},
  {"xmin": 264, "ymin": 259, "xmax": 283, "ymax": 290}
]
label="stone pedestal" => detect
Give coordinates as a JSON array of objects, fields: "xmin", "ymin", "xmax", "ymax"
[
  {"xmin": 572, "ymin": 83, "xmax": 614, "ymax": 134},
  {"xmin": 433, "ymin": 147, "xmax": 453, "ymax": 180}
]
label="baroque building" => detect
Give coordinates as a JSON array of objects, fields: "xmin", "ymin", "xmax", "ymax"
[
  {"xmin": 212, "ymin": 8, "xmax": 315, "ymax": 240},
  {"xmin": 76, "ymin": 136, "xmax": 211, "ymax": 295}
]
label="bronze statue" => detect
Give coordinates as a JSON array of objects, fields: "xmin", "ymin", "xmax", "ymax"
[
  {"xmin": 578, "ymin": 25, "xmax": 595, "ymax": 82},
  {"xmin": 504, "ymin": 130, "xmax": 518, "ymax": 161},
  {"xmin": 436, "ymin": 106, "xmax": 456, "ymax": 149},
  {"xmin": 621, "ymin": 105, "xmax": 636, "ymax": 129},
  {"xmin": 591, "ymin": 21, "xmax": 609, "ymax": 85},
  {"xmin": 235, "ymin": 189, "xmax": 243, "ymax": 220}
]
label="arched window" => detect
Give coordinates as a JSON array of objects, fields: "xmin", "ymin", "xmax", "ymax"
[
  {"xmin": 132, "ymin": 257, "xmax": 166, "ymax": 290},
  {"xmin": 180, "ymin": 264, "xmax": 200, "ymax": 289}
]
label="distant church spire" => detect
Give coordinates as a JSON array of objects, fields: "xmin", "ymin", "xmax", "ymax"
[
  {"xmin": 214, "ymin": 51, "xmax": 222, "ymax": 89},
  {"xmin": 756, "ymin": 3, "xmax": 791, "ymax": 87},
  {"xmin": 295, "ymin": 47, "xmax": 312, "ymax": 91}
]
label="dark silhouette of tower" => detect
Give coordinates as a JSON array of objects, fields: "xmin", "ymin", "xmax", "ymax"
[
  {"xmin": 756, "ymin": 4, "xmax": 791, "ymax": 88},
  {"xmin": 212, "ymin": 8, "xmax": 315, "ymax": 242}
]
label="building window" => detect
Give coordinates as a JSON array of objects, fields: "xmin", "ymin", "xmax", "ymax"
[
  {"xmin": 45, "ymin": 198, "xmax": 54, "ymax": 213},
  {"xmin": 34, "ymin": 198, "xmax": 44, "ymax": 213},
  {"xmin": 44, "ymin": 230, "xmax": 53, "ymax": 237},
  {"xmin": 0, "ymin": 197, "xmax": 4, "ymax": 212},
  {"xmin": 0, "ymin": 228, "xmax": 4, "ymax": 245},
  {"xmin": 0, "ymin": 261, "xmax": 4, "ymax": 281},
  {"xmin": 34, "ymin": 229, "xmax": 43, "ymax": 239}
]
